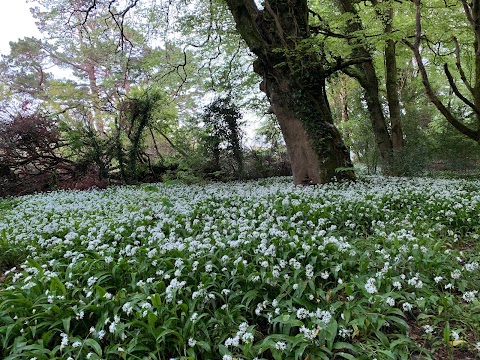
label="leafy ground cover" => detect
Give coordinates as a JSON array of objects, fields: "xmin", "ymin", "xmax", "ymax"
[{"xmin": 0, "ymin": 176, "xmax": 479, "ymax": 360}]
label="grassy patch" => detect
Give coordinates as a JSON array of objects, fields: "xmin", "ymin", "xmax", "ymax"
[{"xmin": 0, "ymin": 177, "xmax": 479, "ymax": 359}]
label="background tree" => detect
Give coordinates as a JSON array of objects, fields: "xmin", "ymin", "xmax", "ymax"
[
  {"xmin": 0, "ymin": 113, "xmax": 77, "ymax": 195},
  {"xmin": 405, "ymin": 0, "xmax": 480, "ymax": 143},
  {"xmin": 115, "ymin": 86, "xmax": 178, "ymax": 183},
  {"xmin": 202, "ymin": 96, "xmax": 244, "ymax": 178}
]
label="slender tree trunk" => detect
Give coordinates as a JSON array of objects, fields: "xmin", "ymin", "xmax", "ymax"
[
  {"xmin": 339, "ymin": 77, "xmax": 350, "ymax": 123},
  {"xmin": 384, "ymin": 9, "xmax": 404, "ymax": 152},
  {"xmin": 356, "ymin": 66, "xmax": 394, "ymax": 161},
  {"xmin": 86, "ymin": 65, "xmax": 105, "ymax": 133},
  {"xmin": 336, "ymin": 0, "xmax": 395, "ymax": 170},
  {"xmin": 228, "ymin": 126, "xmax": 244, "ymax": 178},
  {"xmin": 470, "ymin": 2, "xmax": 480, "ymax": 131}
]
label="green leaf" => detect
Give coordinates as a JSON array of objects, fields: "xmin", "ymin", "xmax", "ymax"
[
  {"xmin": 196, "ymin": 340, "xmax": 211, "ymax": 353},
  {"xmin": 443, "ymin": 321, "xmax": 451, "ymax": 343},
  {"xmin": 49, "ymin": 277, "xmax": 66, "ymax": 295},
  {"xmin": 271, "ymin": 314, "xmax": 304, "ymax": 327},
  {"xmin": 375, "ymin": 331, "xmax": 389, "ymax": 348},
  {"xmin": 386, "ymin": 315, "xmax": 409, "ymax": 331},
  {"xmin": 335, "ymin": 352, "xmax": 358, "ymax": 360},
  {"xmin": 326, "ymin": 318, "xmax": 338, "ymax": 350},
  {"xmin": 62, "ymin": 317, "xmax": 71, "ymax": 334},
  {"xmin": 148, "ymin": 312, "xmax": 158, "ymax": 328},
  {"xmin": 84, "ymin": 338, "xmax": 103, "ymax": 356},
  {"xmin": 332, "ymin": 341, "xmax": 357, "ymax": 353},
  {"xmin": 377, "ymin": 349, "xmax": 396, "ymax": 359}
]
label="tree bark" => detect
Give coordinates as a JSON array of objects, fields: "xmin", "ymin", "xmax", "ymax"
[
  {"xmin": 384, "ymin": 8, "xmax": 404, "ymax": 152},
  {"xmin": 224, "ymin": 0, "xmax": 355, "ymax": 184},
  {"xmin": 339, "ymin": 77, "xmax": 350, "ymax": 123},
  {"xmin": 262, "ymin": 75, "xmax": 352, "ymax": 184},
  {"xmin": 336, "ymin": 0, "xmax": 394, "ymax": 167}
]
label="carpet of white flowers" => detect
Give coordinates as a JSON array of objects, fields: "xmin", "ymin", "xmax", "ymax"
[{"xmin": 1, "ymin": 176, "xmax": 480, "ymax": 360}]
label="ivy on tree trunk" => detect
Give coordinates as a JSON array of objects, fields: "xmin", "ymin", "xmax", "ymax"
[{"xmin": 224, "ymin": 0, "xmax": 356, "ymax": 184}]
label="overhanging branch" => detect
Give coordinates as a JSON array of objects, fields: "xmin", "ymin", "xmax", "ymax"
[
  {"xmin": 444, "ymin": 63, "xmax": 480, "ymax": 116},
  {"xmin": 404, "ymin": 0, "xmax": 480, "ymax": 143}
]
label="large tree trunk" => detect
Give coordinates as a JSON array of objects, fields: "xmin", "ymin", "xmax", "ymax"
[
  {"xmin": 225, "ymin": 0, "xmax": 355, "ymax": 184},
  {"xmin": 262, "ymin": 76, "xmax": 353, "ymax": 184}
]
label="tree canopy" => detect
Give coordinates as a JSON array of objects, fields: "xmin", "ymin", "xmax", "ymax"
[{"xmin": 1, "ymin": 0, "xmax": 480, "ymax": 193}]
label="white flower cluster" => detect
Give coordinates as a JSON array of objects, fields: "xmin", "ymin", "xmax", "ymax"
[
  {"xmin": 1, "ymin": 176, "xmax": 480, "ymax": 359},
  {"xmin": 365, "ymin": 278, "xmax": 378, "ymax": 294},
  {"xmin": 224, "ymin": 322, "xmax": 254, "ymax": 347}
]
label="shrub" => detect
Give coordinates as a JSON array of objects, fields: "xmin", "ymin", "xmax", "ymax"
[{"xmin": 0, "ymin": 113, "xmax": 75, "ymax": 196}]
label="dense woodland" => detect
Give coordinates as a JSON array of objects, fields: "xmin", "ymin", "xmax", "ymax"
[
  {"xmin": 1, "ymin": 0, "xmax": 480, "ymax": 195},
  {"xmin": 2, "ymin": 2, "xmax": 480, "ymax": 359}
]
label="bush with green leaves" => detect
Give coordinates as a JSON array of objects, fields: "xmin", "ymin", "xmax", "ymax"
[{"xmin": 0, "ymin": 176, "xmax": 480, "ymax": 359}]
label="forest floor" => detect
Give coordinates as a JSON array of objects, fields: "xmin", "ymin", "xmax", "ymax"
[{"xmin": 0, "ymin": 176, "xmax": 479, "ymax": 359}]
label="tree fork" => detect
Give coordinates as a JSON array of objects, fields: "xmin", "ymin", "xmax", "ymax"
[{"xmin": 226, "ymin": 0, "xmax": 355, "ymax": 184}]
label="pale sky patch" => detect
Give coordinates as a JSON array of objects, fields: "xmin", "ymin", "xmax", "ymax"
[{"xmin": 0, "ymin": 0, "xmax": 41, "ymax": 55}]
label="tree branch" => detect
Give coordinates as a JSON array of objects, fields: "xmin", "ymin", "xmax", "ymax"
[
  {"xmin": 223, "ymin": 0, "xmax": 264, "ymax": 55},
  {"xmin": 263, "ymin": 0, "xmax": 287, "ymax": 47},
  {"xmin": 444, "ymin": 63, "xmax": 480, "ymax": 115},
  {"xmin": 404, "ymin": 0, "xmax": 480, "ymax": 142},
  {"xmin": 452, "ymin": 36, "xmax": 473, "ymax": 93},
  {"xmin": 460, "ymin": 0, "xmax": 475, "ymax": 29},
  {"xmin": 325, "ymin": 57, "xmax": 372, "ymax": 77}
]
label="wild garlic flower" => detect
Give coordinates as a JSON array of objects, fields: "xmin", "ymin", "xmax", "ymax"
[
  {"xmin": 423, "ymin": 325, "xmax": 434, "ymax": 334},
  {"xmin": 386, "ymin": 297, "xmax": 395, "ymax": 307},
  {"xmin": 402, "ymin": 302, "xmax": 413, "ymax": 312},
  {"xmin": 60, "ymin": 332, "xmax": 69, "ymax": 349},
  {"xmin": 462, "ymin": 290, "xmax": 478, "ymax": 303},
  {"xmin": 365, "ymin": 278, "xmax": 378, "ymax": 294}
]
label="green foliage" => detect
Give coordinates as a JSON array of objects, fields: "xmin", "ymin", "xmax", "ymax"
[
  {"xmin": 0, "ymin": 200, "xmax": 26, "ymax": 271},
  {"xmin": 59, "ymin": 122, "xmax": 114, "ymax": 180},
  {"xmin": 116, "ymin": 86, "xmax": 178, "ymax": 183},
  {"xmin": 1, "ymin": 177, "xmax": 480, "ymax": 359},
  {"xmin": 426, "ymin": 117, "xmax": 480, "ymax": 172},
  {"xmin": 201, "ymin": 96, "xmax": 245, "ymax": 179}
]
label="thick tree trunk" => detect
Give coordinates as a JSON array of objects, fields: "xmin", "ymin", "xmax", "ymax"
[
  {"xmin": 225, "ymin": 0, "xmax": 355, "ymax": 184},
  {"xmin": 273, "ymin": 102, "xmax": 322, "ymax": 184},
  {"xmin": 261, "ymin": 69, "xmax": 355, "ymax": 184}
]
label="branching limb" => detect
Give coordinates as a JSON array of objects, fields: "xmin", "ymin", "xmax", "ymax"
[
  {"xmin": 444, "ymin": 63, "xmax": 480, "ymax": 115},
  {"xmin": 452, "ymin": 36, "xmax": 473, "ymax": 93},
  {"xmin": 263, "ymin": 0, "xmax": 287, "ymax": 47},
  {"xmin": 324, "ymin": 57, "xmax": 372, "ymax": 77},
  {"xmin": 404, "ymin": 0, "xmax": 480, "ymax": 142}
]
